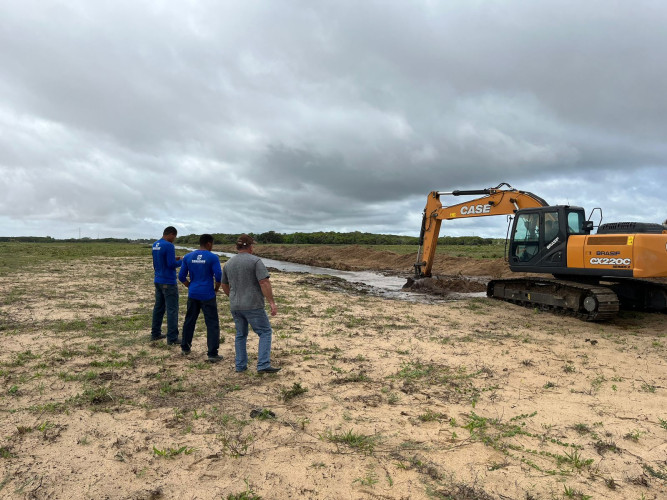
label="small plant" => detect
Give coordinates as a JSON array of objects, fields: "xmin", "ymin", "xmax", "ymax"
[
  {"xmin": 563, "ymin": 363, "xmax": 576, "ymax": 373},
  {"xmin": 387, "ymin": 392, "xmax": 400, "ymax": 405},
  {"xmin": 219, "ymin": 430, "xmax": 254, "ymax": 458},
  {"xmin": 227, "ymin": 479, "xmax": 261, "ymax": 500},
  {"xmin": 152, "ymin": 445, "xmax": 195, "ymax": 458},
  {"xmin": 418, "ymin": 410, "xmax": 446, "ymax": 422},
  {"xmin": 0, "ymin": 447, "xmax": 16, "ymax": 459},
  {"xmin": 594, "ymin": 439, "xmax": 620, "ymax": 455},
  {"xmin": 321, "ymin": 429, "xmax": 377, "ymax": 454},
  {"xmin": 563, "ymin": 485, "xmax": 591, "ymax": 499},
  {"xmin": 353, "ymin": 470, "xmax": 378, "ymax": 487},
  {"xmin": 280, "ymin": 382, "xmax": 308, "ymax": 401},
  {"xmin": 640, "ymin": 382, "xmax": 656, "ymax": 393},
  {"xmin": 624, "ymin": 429, "xmax": 643, "ymax": 442},
  {"xmin": 7, "ymin": 385, "xmax": 19, "ymax": 395},
  {"xmin": 562, "ymin": 449, "xmax": 593, "ymax": 470},
  {"xmin": 659, "ymin": 418, "xmax": 667, "ymax": 430},
  {"xmin": 36, "ymin": 421, "xmax": 54, "ymax": 433},
  {"xmin": 543, "ymin": 381, "xmax": 556, "ymax": 389},
  {"xmin": 572, "ymin": 423, "xmax": 590, "ymax": 435}
]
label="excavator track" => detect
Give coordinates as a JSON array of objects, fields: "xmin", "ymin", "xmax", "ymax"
[
  {"xmin": 487, "ymin": 278, "xmax": 620, "ymax": 321},
  {"xmin": 604, "ymin": 278, "xmax": 667, "ymax": 313}
]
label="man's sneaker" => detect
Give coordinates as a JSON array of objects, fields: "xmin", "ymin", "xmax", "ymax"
[
  {"xmin": 235, "ymin": 367, "xmax": 248, "ymax": 373},
  {"xmin": 207, "ymin": 355, "xmax": 224, "ymax": 363},
  {"xmin": 181, "ymin": 349, "xmax": 191, "ymax": 356},
  {"xmin": 150, "ymin": 334, "xmax": 167, "ymax": 341},
  {"xmin": 167, "ymin": 338, "xmax": 182, "ymax": 346},
  {"xmin": 257, "ymin": 366, "xmax": 281, "ymax": 374}
]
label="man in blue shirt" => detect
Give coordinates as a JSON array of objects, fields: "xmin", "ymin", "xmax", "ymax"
[
  {"xmin": 179, "ymin": 234, "xmax": 223, "ymax": 363},
  {"xmin": 151, "ymin": 226, "xmax": 182, "ymax": 344}
]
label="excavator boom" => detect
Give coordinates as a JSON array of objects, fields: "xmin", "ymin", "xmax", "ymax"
[{"xmin": 415, "ymin": 183, "xmax": 548, "ymax": 278}]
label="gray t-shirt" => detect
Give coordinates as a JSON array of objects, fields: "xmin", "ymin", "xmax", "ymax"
[{"xmin": 221, "ymin": 253, "xmax": 270, "ymax": 311}]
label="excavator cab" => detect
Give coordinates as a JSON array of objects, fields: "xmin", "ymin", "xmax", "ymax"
[{"xmin": 509, "ymin": 206, "xmax": 591, "ymax": 272}]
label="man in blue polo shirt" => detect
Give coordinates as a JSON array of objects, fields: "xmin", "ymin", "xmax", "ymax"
[
  {"xmin": 178, "ymin": 233, "xmax": 223, "ymax": 363},
  {"xmin": 151, "ymin": 226, "xmax": 182, "ymax": 343}
]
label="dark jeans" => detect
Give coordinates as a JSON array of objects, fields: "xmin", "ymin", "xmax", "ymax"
[
  {"xmin": 182, "ymin": 297, "xmax": 220, "ymax": 356},
  {"xmin": 151, "ymin": 283, "xmax": 179, "ymax": 341}
]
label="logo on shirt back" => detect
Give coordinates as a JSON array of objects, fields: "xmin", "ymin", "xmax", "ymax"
[{"xmin": 193, "ymin": 254, "xmax": 206, "ymax": 264}]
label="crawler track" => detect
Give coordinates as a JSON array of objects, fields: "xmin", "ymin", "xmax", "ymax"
[{"xmin": 487, "ymin": 278, "xmax": 620, "ymax": 321}]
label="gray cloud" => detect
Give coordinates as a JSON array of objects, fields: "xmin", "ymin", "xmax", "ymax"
[{"xmin": 1, "ymin": 0, "xmax": 666, "ymax": 239}]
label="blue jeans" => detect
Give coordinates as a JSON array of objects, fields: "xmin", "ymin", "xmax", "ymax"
[
  {"xmin": 182, "ymin": 297, "xmax": 220, "ymax": 356},
  {"xmin": 151, "ymin": 283, "xmax": 179, "ymax": 341},
  {"xmin": 232, "ymin": 308, "xmax": 273, "ymax": 371}
]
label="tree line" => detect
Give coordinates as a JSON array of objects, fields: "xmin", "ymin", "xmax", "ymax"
[
  {"xmin": 1, "ymin": 233, "xmax": 499, "ymax": 246},
  {"xmin": 175, "ymin": 231, "xmax": 499, "ymax": 246}
]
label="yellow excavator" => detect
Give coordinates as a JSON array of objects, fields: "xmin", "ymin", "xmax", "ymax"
[{"xmin": 414, "ymin": 183, "xmax": 667, "ymax": 320}]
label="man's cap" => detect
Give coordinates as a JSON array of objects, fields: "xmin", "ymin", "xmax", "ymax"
[{"xmin": 237, "ymin": 234, "xmax": 254, "ymax": 247}]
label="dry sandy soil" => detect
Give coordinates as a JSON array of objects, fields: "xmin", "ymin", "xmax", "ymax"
[{"xmin": 1, "ymin": 247, "xmax": 666, "ymax": 500}]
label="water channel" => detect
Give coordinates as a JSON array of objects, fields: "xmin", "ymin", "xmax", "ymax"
[{"xmin": 177, "ymin": 247, "xmax": 482, "ymax": 303}]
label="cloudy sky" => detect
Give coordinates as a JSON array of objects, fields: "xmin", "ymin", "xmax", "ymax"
[{"xmin": 1, "ymin": 1, "xmax": 665, "ymax": 239}]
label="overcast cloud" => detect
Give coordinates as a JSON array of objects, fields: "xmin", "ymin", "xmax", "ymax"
[{"xmin": 1, "ymin": 0, "xmax": 666, "ymax": 239}]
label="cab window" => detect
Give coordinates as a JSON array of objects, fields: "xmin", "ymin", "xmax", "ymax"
[
  {"xmin": 544, "ymin": 212, "xmax": 559, "ymax": 241},
  {"xmin": 567, "ymin": 211, "xmax": 585, "ymax": 234}
]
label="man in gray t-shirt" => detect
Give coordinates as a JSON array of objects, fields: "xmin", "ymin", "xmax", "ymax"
[{"xmin": 221, "ymin": 234, "xmax": 280, "ymax": 374}]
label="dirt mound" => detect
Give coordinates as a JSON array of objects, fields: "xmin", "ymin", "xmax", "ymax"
[{"xmin": 403, "ymin": 276, "xmax": 487, "ymax": 296}]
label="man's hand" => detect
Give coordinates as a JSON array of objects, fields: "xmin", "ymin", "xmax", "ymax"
[
  {"xmin": 176, "ymin": 256, "xmax": 182, "ymax": 261},
  {"xmin": 269, "ymin": 301, "xmax": 278, "ymax": 316}
]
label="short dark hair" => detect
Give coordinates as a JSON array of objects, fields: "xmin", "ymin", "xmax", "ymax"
[
  {"xmin": 199, "ymin": 234, "xmax": 214, "ymax": 247},
  {"xmin": 163, "ymin": 226, "xmax": 177, "ymax": 236}
]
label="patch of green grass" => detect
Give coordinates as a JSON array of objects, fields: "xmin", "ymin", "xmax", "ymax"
[
  {"xmin": 572, "ymin": 423, "xmax": 590, "ymax": 435},
  {"xmin": 0, "ymin": 242, "xmax": 151, "ymax": 276},
  {"xmin": 563, "ymin": 485, "xmax": 591, "ymax": 499},
  {"xmin": 13, "ymin": 350, "xmax": 40, "ymax": 366},
  {"xmin": 353, "ymin": 470, "xmax": 379, "ymax": 487},
  {"xmin": 226, "ymin": 479, "xmax": 261, "ymax": 500},
  {"xmin": 320, "ymin": 429, "xmax": 378, "ymax": 454},
  {"xmin": 624, "ymin": 429, "xmax": 643, "ymax": 442},
  {"xmin": 640, "ymin": 382, "xmax": 657, "ymax": 393},
  {"xmin": 152, "ymin": 445, "xmax": 195, "ymax": 458},
  {"xmin": 280, "ymin": 382, "xmax": 308, "ymax": 401},
  {"xmin": 418, "ymin": 410, "xmax": 447, "ymax": 422}
]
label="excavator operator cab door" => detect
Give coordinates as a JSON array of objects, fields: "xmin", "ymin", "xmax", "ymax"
[{"xmin": 509, "ymin": 206, "xmax": 582, "ymax": 272}]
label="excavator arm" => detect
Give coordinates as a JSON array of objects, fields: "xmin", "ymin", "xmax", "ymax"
[{"xmin": 415, "ymin": 183, "xmax": 549, "ymax": 277}]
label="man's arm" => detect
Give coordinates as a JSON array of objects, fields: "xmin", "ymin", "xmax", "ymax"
[
  {"xmin": 213, "ymin": 256, "xmax": 222, "ymax": 293},
  {"xmin": 167, "ymin": 243, "xmax": 182, "ymax": 268},
  {"xmin": 220, "ymin": 283, "xmax": 230, "ymax": 296},
  {"xmin": 178, "ymin": 258, "xmax": 190, "ymax": 287},
  {"xmin": 259, "ymin": 278, "xmax": 277, "ymax": 316}
]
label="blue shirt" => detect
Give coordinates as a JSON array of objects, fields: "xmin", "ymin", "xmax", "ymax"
[
  {"xmin": 152, "ymin": 238, "xmax": 181, "ymax": 285},
  {"xmin": 179, "ymin": 249, "xmax": 222, "ymax": 301}
]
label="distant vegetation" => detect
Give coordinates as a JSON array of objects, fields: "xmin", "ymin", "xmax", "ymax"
[
  {"xmin": 0, "ymin": 236, "xmax": 152, "ymax": 243},
  {"xmin": 176, "ymin": 231, "xmax": 499, "ymax": 246},
  {"xmin": 0, "ymin": 232, "xmax": 500, "ymax": 247}
]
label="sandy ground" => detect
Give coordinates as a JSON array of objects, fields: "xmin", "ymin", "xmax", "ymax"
[{"xmin": 1, "ymin": 251, "xmax": 666, "ymax": 499}]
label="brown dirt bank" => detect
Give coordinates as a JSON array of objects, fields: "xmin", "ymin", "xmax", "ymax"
[{"xmin": 214, "ymin": 244, "xmax": 514, "ymax": 278}]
